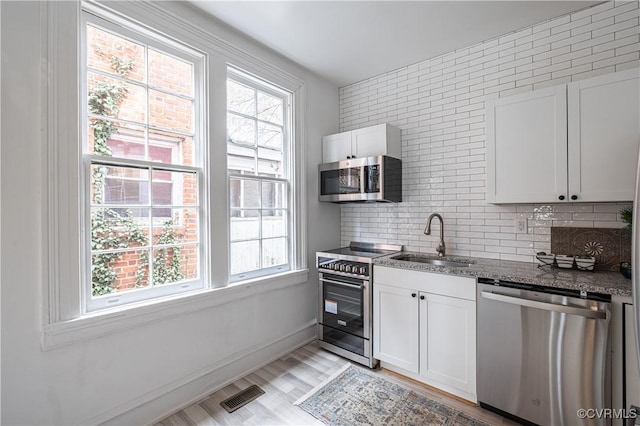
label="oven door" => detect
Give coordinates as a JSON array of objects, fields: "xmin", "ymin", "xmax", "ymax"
[{"xmin": 319, "ymin": 273, "xmax": 368, "ymax": 339}]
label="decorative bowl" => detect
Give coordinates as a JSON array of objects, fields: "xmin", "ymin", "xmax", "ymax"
[
  {"xmin": 575, "ymin": 256, "xmax": 596, "ymax": 271},
  {"xmin": 555, "ymin": 255, "xmax": 575, "ymax": 269},
  {"xmin": 620, "ymin": 262, "xmax": 632, "ymax": 279},
  {"xmin": 535, "ymin": 252, "xmax": 556, "ymax": 266}
]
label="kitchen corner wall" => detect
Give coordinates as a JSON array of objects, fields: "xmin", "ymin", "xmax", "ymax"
[{"xmin": 339, "ymin": 1, "xmax": 639, "ymax": 262}]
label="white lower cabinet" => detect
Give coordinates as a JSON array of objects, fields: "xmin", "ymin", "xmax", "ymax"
[
  {"xmin": 373, "ymin": 266, "xmax": 477, "ymax": 402},
  {"xmin": 419, "ymin": 293, "xmax": 476, "ymax": 398},
  {"xmin": 373, "ymin": 283, "xmax": 419, "ymax": 372}
]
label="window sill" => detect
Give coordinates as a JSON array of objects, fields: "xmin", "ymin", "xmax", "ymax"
[{"xmin": 41, "ymin": 269, "xmax": 309, "ymax": 351}]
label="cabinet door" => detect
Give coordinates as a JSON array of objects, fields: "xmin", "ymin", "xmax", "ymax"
[
  {"xmin": 322, "ymin": 132, "xmax": 352, "ymax": 163},
  {"xmin": 486, "ymin": 86, "xmax": 568, "ymax": 203},
  {"xmin": 419, "ymin": 293, "xmax": 477, "ymax": 401},
  {"xmin": 373, "ymin": 283, "xmax": 419, "ymax": 373},
  {"xmin": 568, "ymin": 69, "xmax": 640, "ymax": 202},
  {"xmin": 352, "ymin": 124, "xmax": 401, "ymax": 159}
]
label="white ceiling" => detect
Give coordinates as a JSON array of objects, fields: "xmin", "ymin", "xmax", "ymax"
[{"xmin": 189, "ymin": 1, "xmax": 602, "ymax": 87}]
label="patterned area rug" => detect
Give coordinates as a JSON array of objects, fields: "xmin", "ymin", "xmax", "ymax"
[{"xmin": 295, "ymin": 364, "xmax": 491, "ymax": 426}]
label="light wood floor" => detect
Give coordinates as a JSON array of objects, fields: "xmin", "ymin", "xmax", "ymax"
[{"xmin": 155, "ymin": 343, "xmax": 518, "ymax": 426}]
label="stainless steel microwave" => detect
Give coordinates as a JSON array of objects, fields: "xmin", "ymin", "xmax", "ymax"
[{"xmin": 318, "ymin": 155, "xmax": 402, "ymax": 203}]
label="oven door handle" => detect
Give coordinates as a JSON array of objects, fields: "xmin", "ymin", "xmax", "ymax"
[{"xmin": 320, "ymin": 277, "xmax": 365, "ymax": 290}]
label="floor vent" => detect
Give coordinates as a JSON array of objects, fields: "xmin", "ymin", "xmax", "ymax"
[{"xmin": 220, "ymin": 384, "xmax": 265, "ymax": 413}]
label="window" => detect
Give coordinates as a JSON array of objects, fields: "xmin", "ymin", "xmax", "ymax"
[
  {"xmin": 227, "ymin": 69, "xmax": 292, "ymax": 280},
  {"xmin": 44, "ymin": 1, "xmax": 307, "ymax": 345},
  {"xmin": 82, "ymin": 12, "xmax": 205, "ymax": 310}
]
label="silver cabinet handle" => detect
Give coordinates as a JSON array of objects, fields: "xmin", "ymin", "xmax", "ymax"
[
  {"xmin": 480, "ymin": 291, "xmax": 607, "ymax": 319},
  {"xmin": 320, "ymin": 277, "xmax": 365, "ymax": 290}
]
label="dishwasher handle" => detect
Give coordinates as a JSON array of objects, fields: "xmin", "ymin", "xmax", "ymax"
[{"xmin": 481, "ymin": 291, "xmax": 608, "ymax": 320}]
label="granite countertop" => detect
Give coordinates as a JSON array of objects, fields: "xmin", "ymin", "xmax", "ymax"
[{"xmin": 373, "ymin": 252, "xmax": 633, "ymax": 298}]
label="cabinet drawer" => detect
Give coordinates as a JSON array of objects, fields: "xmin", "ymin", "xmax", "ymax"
[{"xmin": 374, "ymin": 266, "xmax": 475, "ymax": 301}]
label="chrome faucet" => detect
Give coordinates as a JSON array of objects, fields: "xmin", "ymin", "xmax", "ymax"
[{"xmin": 424, "ymin": 213, "xmax": 446, "ymax": 257}]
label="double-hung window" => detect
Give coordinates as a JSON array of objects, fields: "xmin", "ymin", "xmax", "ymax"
[
  {"xmin": 227, "ymin": 69, "xmax": 293, "ymax": 281},
  {"xmin": 82, "ymin": 12, "xmax": 206, "ymax": 311},
  {"xmin": 44, "ymin": 2, "xmax": 307, "ymax": 347}
]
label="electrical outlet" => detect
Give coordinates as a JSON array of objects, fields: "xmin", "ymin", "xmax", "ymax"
[{"xmin": 515, "ymin": 218, "xmax": 528, "ymax": 234}]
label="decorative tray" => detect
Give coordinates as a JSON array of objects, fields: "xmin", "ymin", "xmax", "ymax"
[{"xmin": 535, "ymin": 252, "xmax": 596, "ymax": 272}]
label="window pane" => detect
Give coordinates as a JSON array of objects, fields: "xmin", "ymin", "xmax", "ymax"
[
  {"xmin": 227, "ymin": 80, "xmax": 255, "ymax": 116},
  {"xmin": 151, "ymin": 169, "xmax": 197, "ymax": 206},
  {"xmin": 227, "ymin": 113, "xmax": 255, "ymax": 146},
  {"xmin": 257, "ymin": 148, "xmax": 284, "ymax": 177},
  {"xmin": 91, "ymin": 164, "xmax": 149, "ymax": 205},
  {"xmin": 87, "ymin": 25, "xmax": 145, "ymax": 82},
  {"xmin": 92, "ymin": 248, "xmax": 151, "ymax": 296},
  {"xmin": 262, "ymin": 210, "xmax": 286, "ymax": 238},
  {"xmin": 228, "ymin": 150, "xmax": 256, "ymax": 174},
  {"xmin": 230, "ymin": 241, "xmax": 260, "ymax": 274},
  {"xmin": 88, "ymin": 120, "xmax": 146, "ymax": 158},
  {"xmin": 152, "ymin": 245, "xmax": 194, "ymax": 285},
  {"xmin": 151, "ymin": 169, "xmax": 173, "ymax": 207},
  {"xmin": 149, "ymin": 129, "xmax": 193, "ymax": 166},
  {"xmin": 230, "ymin": 210, "xmax": 260, "ymax": 241},
  {"xmin": 257, "ymin": 91, "xmax": 283, "ymax": 125},
  {"xmin": 262, "ymin": 237, "xmax": 287, "ymax": 268},
  {"xmin": 152, "ymin": 208, "xmax": 198, "ymax": 244},
  {"xmin": 148, "ymin": 49, "xmax": 193, "ymax": 96},
  {"xmin": 88, "ymin": 72, "xmax": 146, "ymax": 123},
  {"xmin": 257, "ymin": 122, "xmax": 282, "ymax": 150},
  {"xmin": 227, "ymin": 72, "xmax": 291, "ymax": 281},
  {"xmin": 91, "ymin": 207, "xmax": 150, "ymax": 250},
  {"xmin": 262, "ymin": 181, "xmax": 285, "ymax": 209},
  {"xmin": 149, "ymin": 90, "xmax": 193, "ymax": 133},
  {"xmin": 229, "ymin": 178, "xmax": 260, "ymax": 209}
]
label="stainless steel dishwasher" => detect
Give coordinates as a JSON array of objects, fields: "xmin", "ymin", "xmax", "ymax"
[{"xmin": 477, "ymin": 278, "xmax": 611, "ymax": 426}]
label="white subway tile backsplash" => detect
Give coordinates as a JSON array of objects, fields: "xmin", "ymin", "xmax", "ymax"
[
  {"xmin": 338, "ymin": 3, "xmax": 639, "ymax": 261},
  {"xmin": 593, "ymin": 17, "xmax": 639, "ymax": 38},
  {"xmin": 533, "ymin": 15, "xmax": 570, "ymax": 33},
  {"xmin": 615, "ymin": 7, "xmax": 640, "ymax": 24},
  {"xmin": 593, "ymin": 51, "xmax": 640, "ymax": 68},
  {"xmin": 572, "ymin": 32, "xmax": 616, "ymax": 51}
]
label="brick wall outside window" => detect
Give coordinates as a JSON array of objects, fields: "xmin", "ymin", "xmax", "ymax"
[{"xmin": 88, "ymin": 28, "xmax": 198, "ymax": 291}]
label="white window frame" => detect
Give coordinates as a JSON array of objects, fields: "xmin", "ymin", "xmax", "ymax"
[
  {"xmin": 81, "ymin": 10, "xmax": 207, "ymax": 312},
  {"xmin": 42, "ymin": 0, "xmax": 307, "ymax": 350},
  {"xmin": 227, "ymin": 68, "xmax": 293, "ymax": 282}
]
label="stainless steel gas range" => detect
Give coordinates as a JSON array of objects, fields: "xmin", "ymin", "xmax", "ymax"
[{"xmin": 316, "ymin": 242, "xmax": 403, "ymax": 368}]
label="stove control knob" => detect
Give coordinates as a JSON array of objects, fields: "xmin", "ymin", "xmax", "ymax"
[
  {"xmin": 359, "ymin": 266, "xmax": 367, "ymax": 275},
  {"xmin": 345, "ymin": 265, "xmax": 352, "ymax": 273},
  {"xmin": 339, "ymin": 263, "xmax": 346, "ymax": 272}
]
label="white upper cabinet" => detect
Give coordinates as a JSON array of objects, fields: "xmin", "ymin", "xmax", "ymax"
[
  {"xmin": 487, "ymin": 86, "xmax": 568, "ymax": 203},
  {"xmin": 322, "ymin": 123, "xmax": 401, "ymax": 163},
  {"xmin": 568, "ymin": 71, "xmax": 640, "ymax": 202},
  {"xmin": 487, "ymin": 69, "xmax": 640, "ymax": 204},
  {"xmin": 321, "ymin": 132, "xmax": 352, "ymax": 164}
]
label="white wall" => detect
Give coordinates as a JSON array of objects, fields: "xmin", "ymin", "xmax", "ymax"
[
  {"xmin": 339, "ymin": 1, "xmax": 639, "ymax": 262},
  {"xmin": 0, "ymin": 1, "xmax": 339, "ymax": 424}
]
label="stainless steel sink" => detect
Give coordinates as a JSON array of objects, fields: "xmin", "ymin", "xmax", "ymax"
[{"xmin": 390, "ymin": 254, "xmax": 472, "ymax": 267}]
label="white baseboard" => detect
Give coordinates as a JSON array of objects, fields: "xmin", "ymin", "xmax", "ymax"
[{"xmin": 86, "ymin": 321, "xmax": 317, "ymax": 425}]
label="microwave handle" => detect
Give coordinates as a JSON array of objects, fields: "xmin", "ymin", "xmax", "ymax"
[{"xmin": 360, "ymin": 165, "xmax": 366, "ymax": 193}]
